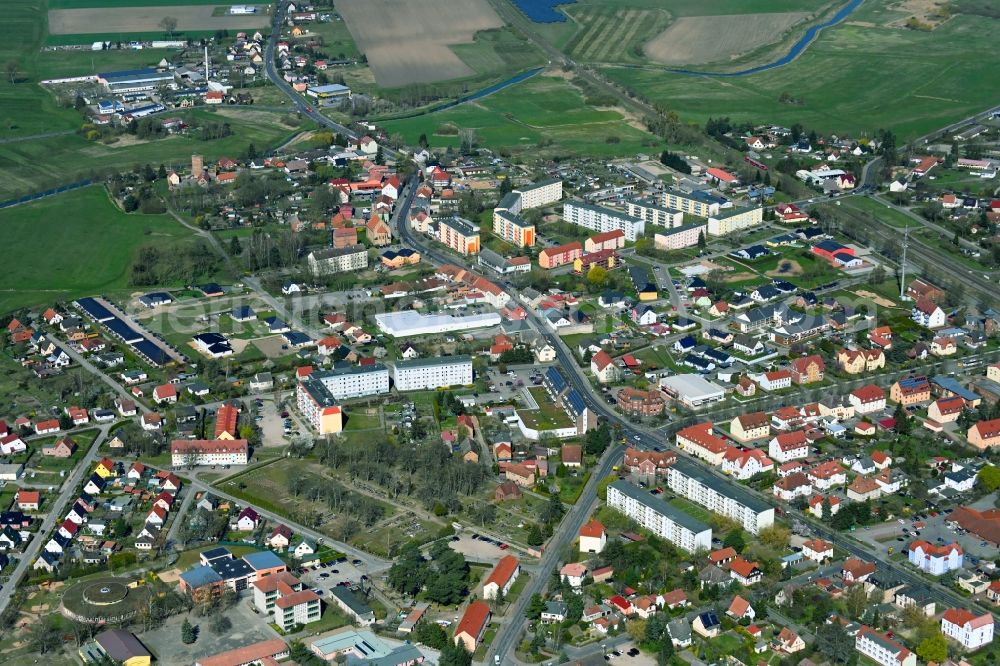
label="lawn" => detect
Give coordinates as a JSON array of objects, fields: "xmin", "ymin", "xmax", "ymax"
[
  {"xmin": 49, "ymin": 0, "xmax": 227, "ymax": 8},
  {"xmin": 0, "ymin": 185, "xmax": 199, "ymax": 314},
  {"xmin": 599, "ymin": 2, "xmax": 1000, "ymax": 140},
  {"xmin": 522, "ymin": 386, "xmax": 574, "ymax": 430},
  {"xmin": 380, "ymin": 75, "xmax": 660, "ymax": 158},
  {"xmin": 449, "ymin": 27, "xmax": 545, "ymax": 78},
  {"xmin": 838, "ymin": 196, "xmax": 918, "ymax": 229}
]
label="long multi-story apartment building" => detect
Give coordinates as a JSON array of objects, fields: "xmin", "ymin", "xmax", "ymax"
[
  {"xmin": 562, "ymin": 201, "xmax": 645, "ymax": 242},
  {"xmin": 492, "ymin": 210, "xmax": 536, "ymax": 247},
  {"xmin": 515, "ymin": 178, "xmax": 563, "ymax": 209},
  {"xmin": 707, "ymin": 206, "xmax": 763, "ymax": 236},
  {"xmin": 661, "ymin": 188, "xmax": 725, "ymax": 218},
  {"xmin": 606, "ymin": 480, "xmax": 712, "ymax": 552},
  {"xmin": 391, "ymin": 356, "xmax": 472, "ymax": 391},
  {"xmin": 539, "ymin": 241, "xmax": 583, "ymax": 269},
  {"xmin": 306, "ymin": 363, "xmax": 390, "ymax": 400},
  {"xmin": 855, "ymin": 627, "xmax": 917, "ymax": 666},
  {"xmin": 171, "ymin": 439, "xmax": 249, "ymax": 466},
  {"xmin": 296, "ymin": 379, "xmax": 344, "ymax": 435},
  {"xmin": 626, "ymin": 198, "xmax": 684, "ymax": 228},
  {"xmin": 665, "ymin": 458, "xmax": 775, "ymax": 534},
  {"xmin": 654, "ymin": 223, "xmax": 706, "ymax": 251},
  {"xmin": 307, "ymin": 244, "xmax": 369, "ymax": 275},
  {"xmin": 438, "ymin": 216, "xmax": 481, "ymax": 255}
]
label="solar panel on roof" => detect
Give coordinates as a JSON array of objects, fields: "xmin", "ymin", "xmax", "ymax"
[
  {"xmin": 105, "ymin": 318, "xmax": 143, "ymax": 343},
  {"xmin": 132, "ymin": 340, "xmax": 168, "ymax": 365},
  {"xmin": 546, "ymin": 367, "xmax": 566, "ymax": 392},
  {"xmin": 565, "ymin": 389, "xmax": 586, "ymax": 416},
  {"xmin": 76, "ymin": 297, "xmax": 114, "ymax": 322}
]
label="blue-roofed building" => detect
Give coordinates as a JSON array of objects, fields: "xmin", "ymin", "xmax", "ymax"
[
  {"xmin": 138, "ymin": 292, "xmax": 172, "ymax": 308},
  {"xmin": 97, "ymin": 67, "xmax": 175, "ymax": 93},
  {"xmin": 546, "ymin": 367, "xmax": 566, "ymax": 394},
  {"xmin": 265, "ymin": 316, "xmax": 290, "ymax": 333},
  {"xmin": 179, "ymin": 564, "xmax": 224, "ymax": 598},
  {"xmin": 931, "ymin": 375, "xmax": 980, "ymax": 403},
  {"xmin": 243, "ymin": 550, "xmax": 285, "ymax": 572},
  {"xmin": 132, "ymin": 340, "xmax": 169, "ymax": 366},
  {"xmin": 283, "ymin": 331, "xmax": 313, "ymax": 347},
  {"xmin": 232, "ymin": 305, "xmax": 256, "ymax": 322},
  {"xmin": 693, "ymin": 611, "xmax": 721, "ymax": 637},
  {"xmin": 564, "ymin": 389, "xmax": 586, "ymax": 416},
  {"xmin": 75, "ymin": 297, "xmax": 115, "ymax": 322},
  {"xmin": 105, "ymin": 318, "xmax": 144, "ymax": 344}
]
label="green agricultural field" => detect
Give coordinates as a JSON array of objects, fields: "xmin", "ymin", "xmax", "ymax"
[
  {"xmin": 49, "ymin": 0, "xmax": 229, "ymax": 8},
  {"xmin": 600, "ymin": 2, "xmax": 1000, "ymax": 139},
  {"xmin": 449, "ymin": 28, "xmax": 546, "ymax": 77},
  {"xmin": 0, "ymin": 185, "xmax": 197, "ymax": 313},
  {"xmin": 380, "ymin": 75, "xmax": 660, "ymax": 158}
]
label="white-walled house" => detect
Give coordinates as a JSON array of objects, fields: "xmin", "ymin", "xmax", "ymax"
[{"xmin": 941, "ymin": 608, "xmax": 994, "ymax": 650}]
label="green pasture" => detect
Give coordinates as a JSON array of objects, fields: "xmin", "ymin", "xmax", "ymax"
[
  {"xmin": 0, "ymin": 185, "xmax": 192, "ymax": 313},
  {"xmin": 380, "ymin": 76, "xmax": 660, "ymax": 158}
]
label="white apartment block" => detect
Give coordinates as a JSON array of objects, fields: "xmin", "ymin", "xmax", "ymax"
[
  {"xmin": 654, "ymin": 223, "xmax": 706, "ymax": 251},
  {"xmin": 661, "ymin": 188, "xmax": 723, "ymax": 218},
  {"xmin": 855, "ymin": 627, "xmax": 917, "ymax": 666},
  {"xmin": 308, "ymin": 364, "xmax": 389, "ymax": 400},
  {"xmin": 171, "ymin": 439, "xmax": 248, "ymax": 466},
  {"xmin": 563, "ymin": 200, "xmax": 645, "ymax": 242},
  {"xmin": 665, "ymin": 458, "xmax": 774, "ymax": 534},
  {"xmin": 392, "ymin": 356, "xmax": 473, "ymax": 391},
  {"xmin": 607, "ymin": 481, "xmax": 712, "ymax": 552},
  {"xmin": 707, "ymin": 207, "xmax": 763, "ymax": 236},
  {"xmin": 626, "ymin": 198, "xmax": 684, "ymax": 228},
  {"xmin": 307, "ymin": 244, "xmax": 369, "ymax": 275},
  {"xmin": 941, "ymin": 608, "xmax": 994, "ymax": 651},
  {"xmin": 515, "ymin": 178, "xmax": 562, "ymax": 209}
]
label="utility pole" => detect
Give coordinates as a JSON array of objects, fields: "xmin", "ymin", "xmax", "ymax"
[{"xmin": 899, "ymin": 225, "xmax": 909, "ymax": 299}]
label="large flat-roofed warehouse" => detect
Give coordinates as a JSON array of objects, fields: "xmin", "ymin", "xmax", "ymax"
[
  {"xmin": 658, "ymin": 374, "xmax": 726, "ymax": 408},
  {"xmin": 374, "ymin": 310, "xmax": 500, "ymax": 337},
  {"xmin": 97, "ymin": 68, "xmax": 175, "ymax": 93}
]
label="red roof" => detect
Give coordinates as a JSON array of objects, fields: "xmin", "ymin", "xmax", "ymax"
[
  {"xmin": 589, "ymin": 229, "xmax": 625, "ymax": 244},
  {"xmin": 579, "ymin": 520, "xmax": 605, "ymax": 539},
  {"xmin": 707, "ymin": 167, "xmax": 738, "ymax": 183},
  {"xmin": 729, "ymin": 557, "xmax": 759, "ymax": 578},
  {"xmin": 942, "ymin": 608, "xmax": 992, "ymax": 630},
  {"xmin": 485, "ymin": 555, "xmax": 520, "ymax": 589},
  {"xmin": 592, "ymin": 350, "xmax": 615, "ymax": 371},
  {"xmin": 455, "ymin": 600, "xmax": 491, "ymax": 640},
  {"xmin": 728, "ymin": 595, "xmax": 751, "ymax": 616},
  {"xmin": 852, "ymin": 384, "xmax": 885, "ymax": 402},
  {"xmin": 171, "ymin": 439, "xmax": 248, "ymax": 455},
  {"xmin": 154, "ymin": 384, "xmax": 177, "ymax": 399},
  {"xmin": 214, "ymin": 404, "xmax": 240, "ymax": 439}
]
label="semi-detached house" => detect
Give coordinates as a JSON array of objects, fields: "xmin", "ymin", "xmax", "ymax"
[
  {"xmin": 676, "ymin": 422, "xmax": 729, "ymax": 466},
  {"xmin": 768, "ymin": 430, "xmax": 809, "ymax": 463},
  {"xmin": 850, "ymin": 384, "xmax": 886, "ymax": 414}
]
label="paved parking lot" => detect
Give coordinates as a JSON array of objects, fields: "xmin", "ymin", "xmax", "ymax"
[
  {"xmin": 300, "ymin": 558, "xmax": 369, "ymax": 595},
  {"xmin": 139, "ymin": 598, "xmax": 277, "ymax": 664},
  {"xmin": 856, "ymin": 510, "xmax": 999, "ymax": 563},
  {"xmin": 448, "ymin": 533, "xmax": 508, "ymax": 563}
]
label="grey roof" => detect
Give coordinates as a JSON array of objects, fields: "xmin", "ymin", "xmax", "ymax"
[
  {"xmin": 667, "ymin": 618, "xmax": 691, "ymax": 641},
  {"xmin": 394, "ymin": 355, "xmax": 471, "ymax": 370},
  {"xmin": 609, "ymin": 481, "xmax": 711, "ymax": 535},
  {"xmin": 670, "ymin": 457, "xmax": 771, "ymax": 513},
  {"xmin": 331, "ymin": 585, "xmax": 374, "ymax": 617}
]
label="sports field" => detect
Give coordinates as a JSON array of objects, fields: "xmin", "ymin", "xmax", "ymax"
[
  {"xmin": 601, "ymin": 2, "xmax": 1000, "ymax": 139},
  {"xmin": 48, "ymin": 5, "xmax": 268, "ymax": 34},
  {"xmin": 0, "ymin": 185, "xmax": 192, "ymax": 313},
  {"xmin": 380, "ymin": 74, "xmax": 659, "ymax": 157},
  {"xmin": 336, "ymin": 0, "xmax": 503, "ymax": 88},
  {"xmin": 644, "ymin": 12, "xmax": 809, "ymax": 65}
]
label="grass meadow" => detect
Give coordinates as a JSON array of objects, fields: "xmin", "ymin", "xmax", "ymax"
[
  {"xmin": 599, "ymin": 1, "xmax": 1000, "ymax": 139},
  {"xmin": 380, "ymin": 75, "xmax": 660, "ymax": 157},
  {"xmin": 0, "ymin": 185, "xmax": 195, "ymax": 313}
]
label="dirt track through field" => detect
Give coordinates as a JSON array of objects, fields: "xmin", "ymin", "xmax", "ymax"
[
  {"xmin": 645, "ymin": 12, "xmax": 809, "ymax": 65},
  {"xmin": 48, "ymin": 5, "xmax": 268, "ymax": 33},
  {"xmin": 336, "ymin": 0, "xmax": 503, "ymax": 88}
]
